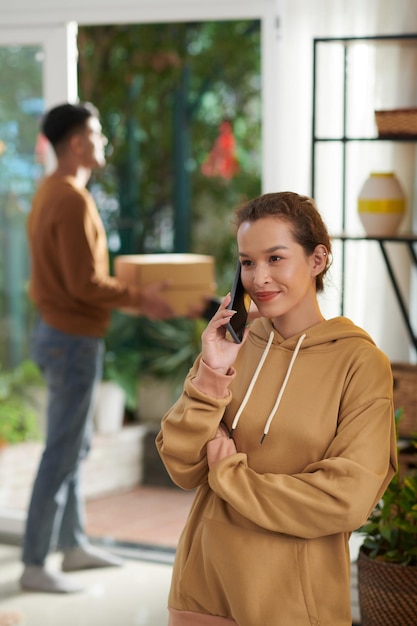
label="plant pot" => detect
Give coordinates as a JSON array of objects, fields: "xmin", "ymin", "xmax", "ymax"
[
  {"xmin": 94, "ymin": 381, "xmax": 125, "ymax": 434},
  {"xmin": 137, "ymin": 376, "xmax": 180, "ymax": 424},
  {"xmin": 357, "ymin": 549, "xmax": 417, "ymax": 625}
]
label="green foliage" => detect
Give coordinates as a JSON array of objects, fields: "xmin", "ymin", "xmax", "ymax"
[
  {"xmin": 0, "ymin": 360, "xmax": 43, "ymax": 444},
  {"xmin": 77, "ymin": 20, "xmax": 261, "ymax": 287},
  {"xmin": 103, "ymin": 311, "xmax": 206, "ymax": 412},
  {"xmin": 359, "ymin": 408, "xmax": 417, "ymax": 566},
  {"xmin": 78, "ymin": 21, "xmax": 261, "ymax": 406},
  {"xmin": 102, "ymin": 311, "xmax": 142, "ymax": 411},
  {"xmin": 136, "ymin": 317, "xmax": 205, "ymax": 396}
]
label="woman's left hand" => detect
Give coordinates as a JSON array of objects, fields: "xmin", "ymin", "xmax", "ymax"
[{"xmin": 207, "ymin": 423, "xmax": 237, "ymax": 469}]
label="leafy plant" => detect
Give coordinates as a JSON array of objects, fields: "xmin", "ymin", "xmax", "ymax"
[
  {"xmin": 0, "ymin": 360, "xmax": 44, "ymax": 444},
  {"xmin": 137, "ymin": 317, "xmax": 205, "ymax": 397},
  {"xmin": 359, "ymin": 408, "xmax": 417, "ymax": 566},
  {"xmin": 102, "ymin": 311, "xmax": 142, "ymax": 412},
  {"xmin": 103, "ymin": 311, "xmax": 207, "ymax": 415},
  {"xmin": 77, "ymin": 21, "xmax": 261, "ymax": 258}
]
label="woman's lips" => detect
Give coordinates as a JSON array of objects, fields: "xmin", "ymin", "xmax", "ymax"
[{"xmin": 255, "ymin": 291, "xmax": 278, "ymax": 302}]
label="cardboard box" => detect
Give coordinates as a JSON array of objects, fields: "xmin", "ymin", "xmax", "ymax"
[{"xmin": 114, "ymin": 253, "xmax": 217, "ymax": 317}]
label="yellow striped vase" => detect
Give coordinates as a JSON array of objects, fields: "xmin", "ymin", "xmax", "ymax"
[{"xmin": 357, "ymin": 172, "xmax": 406, "ymax": 236}]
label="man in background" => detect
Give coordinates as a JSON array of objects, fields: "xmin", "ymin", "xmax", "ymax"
[{"xmin": 21, "ymin": 102, "xmax": 174, "ymax": 593}]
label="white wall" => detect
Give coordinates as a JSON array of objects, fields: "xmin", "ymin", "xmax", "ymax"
[
  {"xmin": 1, "ymin": 0, "xmax": 272, "ymax": 25},
  {"xmin": 275, "ymin": 0, "xmax": 417, "ymax": 361},
  {"xmin": 2, "ymin": 0, "xmax": 417, "ymax": 360}
]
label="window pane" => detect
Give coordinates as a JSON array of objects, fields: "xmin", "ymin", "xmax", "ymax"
[{"xmin": 0, "ymin": 45, "xmax": 44, "ymax": 368}]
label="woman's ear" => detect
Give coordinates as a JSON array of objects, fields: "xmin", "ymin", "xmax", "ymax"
[{"xmin": 311, "ymin": 244, "xmax": 328, "ymax": 275}]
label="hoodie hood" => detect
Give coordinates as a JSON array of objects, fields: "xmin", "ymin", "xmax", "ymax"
[
  {"xmin": 229, "ymin": 316, "xmax": 376, "ymax": 443},
  {"xmin": 251, "ymin": 316, "xmax": 376, "ymax": 351}
]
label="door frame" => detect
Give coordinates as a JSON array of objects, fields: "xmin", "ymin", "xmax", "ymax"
[
  {"xmin": 1, "ymin": 0, "xmax": 281, "ymax": 192},
  {"xmin": 0, "ymin": 24, "xmax": 77, "ymax": 537},
  {"xmin": 0, "ymin": 24, "xmax": 78, "ymax": 110},
  {"xmin": 0, "ymin": 7, "xmax": 279, "ymax": 538}
]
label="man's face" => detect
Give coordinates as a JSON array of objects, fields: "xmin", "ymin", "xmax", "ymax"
[{"xmin": 76, "ymin": 116, "xmax": 108, "ymax": 169}]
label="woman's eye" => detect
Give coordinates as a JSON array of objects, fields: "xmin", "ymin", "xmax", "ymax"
[
  {"xmin": 241, "ymin": 260, "xmax": 253, "ymax": 267},
  {"xmin": 270, "ymin": 255, "xmax": 281, "ymax": 263}
]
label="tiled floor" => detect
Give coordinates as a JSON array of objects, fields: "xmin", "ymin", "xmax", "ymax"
[
  {"xmin": 0, "ymin": 486, "xmax": 193, "ymax": 626},
  {"xmin": 0, "ymin": 543, "xmax": 173, "ymax": 626},
  {"xmin": 85, "ymin": 485, "xmax": 195, "ymax": 547},
  {"xmin": 0, "ymin": 486, "xmax": 363, "ymax": 625},
  {"xmin": 85, "ymin": 486, "xmax": 363, "ymax": 625}
]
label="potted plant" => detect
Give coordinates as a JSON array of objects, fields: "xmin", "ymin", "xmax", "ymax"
[
  {"xmin": 357, "ymin": 408, "xmax": 417, "ymax": 626},
  {"xmin": 0, "ymin": 360, "xmax": 44, "ymax": 445},
  {"xmin": 136, "ymin": 316, "xmax": 206, "ymax": 423}
]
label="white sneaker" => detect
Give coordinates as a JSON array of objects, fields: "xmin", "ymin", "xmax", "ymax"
[
  {"xmin": 62, "ymin": 545, "xmax": 123, "ymax": 572},
  {"xmin": 20, "ymin": 565, "xmax": 84, "ymax": 593}
]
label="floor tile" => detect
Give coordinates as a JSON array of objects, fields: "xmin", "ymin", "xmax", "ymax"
[{"xmin": 0, "ymin": 545, "xmax": 171, "ymax": 626}]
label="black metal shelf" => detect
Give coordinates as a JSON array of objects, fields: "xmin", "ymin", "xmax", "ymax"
[
  {"xmin": 332, "ymin": 234, "xmax": 417, "ymax": 353},
  {"xmin": 315, "ymin": 136, "xmax": 417, "ymax": 143},
  {"xmin": 312, "ymin": 34, "xmax": 417, "ymax": 354}
]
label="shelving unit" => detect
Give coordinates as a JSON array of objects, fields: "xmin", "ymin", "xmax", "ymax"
[
  {"xmin": 311, "ymin": 34, "xmax": 417, "ymax": 353},
  {"xmin": 334, "ymin": 233, "xmax": 417, "ymax": 352}
]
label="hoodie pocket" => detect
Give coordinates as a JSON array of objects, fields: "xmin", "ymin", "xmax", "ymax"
[{"xmin": 178, "ymin": 516, "xmax": 320, "ymax": 625}]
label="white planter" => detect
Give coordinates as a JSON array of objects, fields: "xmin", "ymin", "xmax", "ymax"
[
  {"xmin": 94, "ymin": 381, "xmax": 125, "ymax": 434},
  {"xmin": 137, "ymin": 376, "xmax": 179, "ymax": 423}
]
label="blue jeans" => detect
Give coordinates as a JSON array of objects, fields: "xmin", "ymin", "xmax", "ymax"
[{"xmin": 22, "ymin": 317, "xmax": 104, "ymax": 566}]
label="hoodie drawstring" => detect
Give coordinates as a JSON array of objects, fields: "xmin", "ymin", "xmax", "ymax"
[
  {"xmin": 229, "ymin": 331, "xmax": 306, "ymax": 444},
  {"xmin": 260, "ymin": 333, "xmax": 306, "ymax": 443}
]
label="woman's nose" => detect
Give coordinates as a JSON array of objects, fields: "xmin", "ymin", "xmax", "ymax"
[{"xmin": 253, "ymin": 264, "xmax": 271, "ymax": 285}]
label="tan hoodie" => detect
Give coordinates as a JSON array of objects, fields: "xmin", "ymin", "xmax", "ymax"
[{"xmin": 156, "ymin": 316, "xmax": 397, "ymax": 626}]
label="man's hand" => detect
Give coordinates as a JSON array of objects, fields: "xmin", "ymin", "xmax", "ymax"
[{"xmin": 139, "ymin": 281, "xmax": 175, "ymax": 319}]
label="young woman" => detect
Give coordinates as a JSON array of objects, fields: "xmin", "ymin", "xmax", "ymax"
[{"xmin": 156, "ymin": 191, "xmax": 397, "ymax": 626}]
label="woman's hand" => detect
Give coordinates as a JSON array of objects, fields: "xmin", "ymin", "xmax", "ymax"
[
  {"xmin": 207, "ymin": 423, "xmax": 237, "ymax": 469},
  {"xmin": 200, "ymin": 294, "xmax": 249, "ymax": 374}
]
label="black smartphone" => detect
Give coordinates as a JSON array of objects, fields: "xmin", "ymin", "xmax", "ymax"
[
  {"xmin": 201, "ymin": 297, "xmax": 222, "ymax": 322},
  {"xmin": 226, "ymin": 262, "xmax": 251, "ymax": 343}
]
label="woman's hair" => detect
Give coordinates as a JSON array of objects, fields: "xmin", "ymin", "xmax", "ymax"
[{"xmin": 233, "ymin": 191, "xmax": 332, "ymax": 292}]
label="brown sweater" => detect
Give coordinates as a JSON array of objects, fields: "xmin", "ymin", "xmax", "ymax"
[{"xmin": 28, "ymin": 174, "xmax": 140, "ymax": 337}]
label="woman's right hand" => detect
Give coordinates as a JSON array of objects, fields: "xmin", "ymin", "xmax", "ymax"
[{"xmin": 200, "ymin": 294, "xmax": 249, "ymax": 374}]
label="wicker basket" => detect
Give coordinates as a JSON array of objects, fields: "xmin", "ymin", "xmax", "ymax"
[
  {"xmin": 391, "ymin": 362, "xmax": 417, "ymax": 438},
  {"xmin": 357, "ymin": 550, "xmax": 417, "ymax": 626},
  {"xmin": 375, "ymin": 108, "xmax": 417, "ymax": 137}
]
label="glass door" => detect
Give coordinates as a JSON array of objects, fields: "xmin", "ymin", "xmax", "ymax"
[
  {"xmin": 0, "ymin": 44, "xmax": 43, "ymax": 368},
  {"xmin": 0, "ymin": 25, "xmax": 77, "ymax": 537}
]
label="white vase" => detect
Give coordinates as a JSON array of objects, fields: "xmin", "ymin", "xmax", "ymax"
[
  {"xmin": 357, "ymin": 172, "xmax": 406, "ymax": 236},
  {"xmin": 137, "ymin": 376, "xmax": 179, "ymax": 423},
  {"xmin": 94, "ymin": 381, "xmax": 125, "ymax": 434}
]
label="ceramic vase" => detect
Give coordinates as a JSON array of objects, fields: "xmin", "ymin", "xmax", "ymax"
[
  {"xmin": 357, "ymin": 172, "xmax": 406, "ymax": 236},
  {"xmin": 94, "ymin": 381, "xmax": 125, "ymax": 434}
]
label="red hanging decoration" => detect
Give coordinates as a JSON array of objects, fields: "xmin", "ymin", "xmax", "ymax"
[{"xmin": 201, "ymin": 120, "xmax": 239, "ymax": 180}]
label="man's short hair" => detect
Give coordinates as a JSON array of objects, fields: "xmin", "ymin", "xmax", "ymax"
[{"xmin": 41, "ymin": 102, "xmax": 99, "ymax": 147}]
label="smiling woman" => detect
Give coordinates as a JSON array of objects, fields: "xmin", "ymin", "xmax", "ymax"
[{"xmin": 156, "ymin": 191, "xmax": 397, "ymax": 626}]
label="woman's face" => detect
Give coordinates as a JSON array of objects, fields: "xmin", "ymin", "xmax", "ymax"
[{"xmin": 237, "ymin": 216, "xmax": 323, "ymax": 335}]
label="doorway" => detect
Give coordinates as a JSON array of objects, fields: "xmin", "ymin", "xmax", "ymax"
[
  {"xmin": 77, "ymin": 19, "xmax": 261, "ymax": 548},
  {"xmin": 0, "ymin": 5, "xmax": 279, "ymax": 541},
  {"xmin": 0, "ymin": 25, "xmax": 78, "ymax": 536}
]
